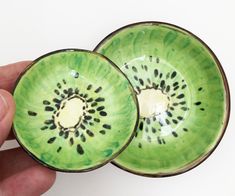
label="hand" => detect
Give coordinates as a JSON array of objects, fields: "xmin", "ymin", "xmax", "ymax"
[{"xmin": 0, "ymin": 62, "xmax": 56, "ymax": 196}]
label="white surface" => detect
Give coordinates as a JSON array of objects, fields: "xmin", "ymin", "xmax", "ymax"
[{"xmin": 0, "ymin": 0, "xmax": 234, "ymax": 195}]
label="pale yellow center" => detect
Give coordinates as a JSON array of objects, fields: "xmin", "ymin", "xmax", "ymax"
[
  {"xmin": 54, "ymin": 96, "xmax": 85, "ymax": 128},
  {"xmin": 137, "ymin": 89, "xmax": 169, "ymax": 118}
]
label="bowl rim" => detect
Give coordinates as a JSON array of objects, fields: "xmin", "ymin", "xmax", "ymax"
[
  {"xmin": 94, "ymin": 21, "xmax": 231, "ymax": 177},
  {"xmin": 12, "ymin": 48, "xmax": 140, "ymax": 173}
]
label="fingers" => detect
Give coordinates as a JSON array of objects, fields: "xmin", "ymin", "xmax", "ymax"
[
  {"xmin": 0, "ymin": 165, "xmax": 56, "ymax": 196},
  {"xmin": 0, "ymin": 90, "xmax": 15, "ymax": 146},
  {"xmin": 0, "ymin": 148, "xmax": 38, "ymax": 180},
  {"xmin": 0, "ymin": 61, "xmax": 31, "ymax": 93}
]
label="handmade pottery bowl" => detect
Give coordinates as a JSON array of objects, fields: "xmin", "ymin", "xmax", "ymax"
[
  {"xmin": 13, "ymin": 49, "xmax": 138, "ymax": 172},
  {"xmin": 95, "ymin": 22, "xmax": 230, "ymax": 177}
]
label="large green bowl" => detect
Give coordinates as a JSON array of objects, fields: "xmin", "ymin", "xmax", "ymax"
[{"xmin": 95, "ymin": 22, "xmax": 230, "ymax": 177}]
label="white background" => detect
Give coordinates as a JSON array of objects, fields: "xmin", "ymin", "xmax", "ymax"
[{"xmin": 0, "ymin": 0, "xmax": 234, "ymax": 195}]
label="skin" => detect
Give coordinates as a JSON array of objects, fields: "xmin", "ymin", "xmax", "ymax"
[{"xmin": 0, "ymin": 61, "xmax": 56, "ymax": 196}]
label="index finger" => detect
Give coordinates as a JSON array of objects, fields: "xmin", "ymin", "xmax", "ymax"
[{"xmin": 0, "ymin": 61, "xmax": 32, "ymax": 93}]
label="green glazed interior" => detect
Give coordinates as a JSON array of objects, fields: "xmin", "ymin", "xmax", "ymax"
[
  {"xmin": 13, "ymin": 49, "xmax": 138, "ymax": 172},
  {"xmin": 95, "ymin": 22, "xmax": 229, "ymax": 176}
]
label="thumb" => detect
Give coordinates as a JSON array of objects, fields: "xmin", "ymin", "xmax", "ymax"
[{"xmin": 0, "ymin": 89, "xmax": 15, "ymax": 146}]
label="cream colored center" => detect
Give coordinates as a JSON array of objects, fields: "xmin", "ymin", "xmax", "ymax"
[
  {"xmin": 54, "ymin": 96, "xmax": 85, "ymax": 128},
  {"xmin": 137, "ymin": 89, "xmax": 169, "ymax": 118}
]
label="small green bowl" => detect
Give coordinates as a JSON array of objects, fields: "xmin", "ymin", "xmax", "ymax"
[
  {"xmin": 95, "ymin": 22, "xmax": 230, "ymax": 177},
  {"xmin": 13, "ymin": 49, "xmax": 138, "ymax": 172}
]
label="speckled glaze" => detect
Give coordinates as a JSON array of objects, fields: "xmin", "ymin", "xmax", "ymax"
[
  {"xmin": 13, "ymin": 49, "xmax": 138, "ymax": 172},
  {"xmin": 95, "ymin": 22, "xmax": 230, "ymax": 177}
]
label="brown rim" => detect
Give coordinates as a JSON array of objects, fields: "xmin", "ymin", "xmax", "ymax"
[
  {"xmin": 12, "ymin": 48, "xmax": 140, "ymax": 173},
  {"xmin": 94, "ymin": 21, "xmax": 231, "ymax": 177}
]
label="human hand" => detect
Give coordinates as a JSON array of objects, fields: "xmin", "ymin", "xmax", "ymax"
[{"xmin": 0, "ymin": 61, "xmax": 56, "ymax": 196}]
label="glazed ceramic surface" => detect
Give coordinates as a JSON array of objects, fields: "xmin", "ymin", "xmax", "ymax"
[
  {"xmin": 13, "ymin": 49, "xmax": 138, "ymax": 172},
  {"xmin": 95, "ymin": 22, "xmax": 230, "ymax": 176}
]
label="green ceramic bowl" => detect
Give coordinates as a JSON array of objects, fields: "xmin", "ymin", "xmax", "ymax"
[
  {"xmin": 13, "ymin": 49, "xmax": 138, "ymax": 172},
  {"xmin": 95, "ymin": 22, "xmax": 230, "ymax": 177}
]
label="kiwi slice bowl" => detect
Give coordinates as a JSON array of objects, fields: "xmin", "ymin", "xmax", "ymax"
[
  {"xmin": 95, "ymin": 22, "xmax": 230, "ymax": 177},
  {"xmin": 13, "ymin": 49, "xmax": 138, "ymax": 172}
]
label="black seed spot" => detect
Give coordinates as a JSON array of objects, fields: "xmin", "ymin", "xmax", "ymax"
[
  {"xmin": 177, "ymin": 116, "xmax": 183, "ymax": 120},
  {"xmin": 166, "ymin": 85, "xmax": 170, "ymax": 92},
  {"xmin": 28, "ymin": 111, "xmax": 37, "ymax": 116},
  {"xmin": 62, "ymin": 79, "xmax": 66, "ymax": 84},
  {"xmin": 171, "ymin": 93, "xmax": 176, "ymax": 97},
  {"xmin": 166, "ymin": 111, "xmax": 173, "ymax": 117},
  {"xmin": 198, "ymin": 87, "xmax": 203, "ymax": 91},
  {"xmin": 43, "ymin": 100, "xmax": 50, "ymax": 105},
  {"xmin": 159, "ymin": 73, "xmax": 163, "ymax": 78},
  {"xmin": 64, "ymin": 132, "xmax": 69, "ymax": 139},
  {"xmin": 75, "ymin": 88, "xmax": 79, "ymax": 94},
  {"xmin": 166, "ymin": 119, "xmax": 170, "ymax": 125},
  {"xmin": 99, "ymin": 130, "xmax": 106, "ymax": 135},
  {"xmin": 172, "ymin": 119, "xmax": 178, "ymax": 124},
  {"xmin": 74, "ymin": 72, "xmax": 79, "ymax": 78},
  {"xmin": 47, "ymin": 137, "xmax": 56, "ymax": 144},
  {"xmin": 103, "ymin": 124, "xmax": 111, "ymax": 129},
  {"xmin": 172, "ymin": 131, "xmax": 178, "ymax": 137},
  {"xmin": 169, "ymin": 107, "xmax": 174, "ymax": 111},
  {"xmin": 176, "ymin": 94, "xmax": 184, "ymax": 99},
  {"xmin": 136, "ymin": 86, "xmax": 141, "ymax": 93},
  {"xmin": 68, "ymin": 88, "xmax": 73, "ymax": 96},
  {"xmin": 147, "ymin": 136, "xmax": 151, "ymax": 143},
  {"xmin": 152, "ymin": 116, "xmax": 156, "ymax": 121},
  {"xmin": 57, "ymin": 83, "xmax": 62, "ymax": 89},
  {"xmin": 94, "ymin": 118, "xmax": 100, "ymax": 123},
  {"xmin": 154, "ymin": 69, "xmax": 158, "ymax": 77},
  {"xmin": 156, "ymin": 57, "xmax": 160, "ymax": 63},
  {"xmin": 149, "ymin": 56, "xmax": 152, "ymax": 62},
  {"xmin": 81, "ymin": 134, "xmax": 86, "ymax": 142},
  {"xmin": 77, "ymin": 144, "xmax": 84, "ymax": 155},
  {"xmin": 59, "ymin": 131, "xmax": 64, "ymax": 136},
  {"xmin": 97, "ymin": 106, "xmax": 105, "ymax": 111},
  {"xmin": 134, "ymin": 75, "xmax": 138, "ymax": 81},
  {"xmin": 63, "ymin": 89, "xmax": 68, "ymax": 94},
  {"xmin": 100, "ymin": 111, "xmax": 107, "ymax": 116},
  {"xmin": 83, "ymin": 94, "xmax": 88, "ymax": 99},
  {"xmin": 132, "ymin": 66, "xmax": 138, "ymax": 72},
  {"xmin": 147, "ymin": 78, "xmax": 151, "ymax": 84},
  {"xmin": 44, "ymin": 120, "xmax": 53, "ymax": 125},
  {"xmin": 157, "ymin": 137, "xmax": 162, "ymax": 144},
  {"xmin": 182, "ymin": 84, "xmax": 187, "ymax": 89},
  {"xmin": 194, "ymin": 101, "xmax": 202, "ymax": 105},
  {"xmin": 70, "ymin": 138, "xmax": 74, "ymax": 145},
  {"xmin": 139, "ymin": 78, "xmax": 144, "ymax": 86},
  {"xmin": 53, "ymin": 98, "xmax": 61, "ymax": 104},
  {"xmin": 60, "ymin": 94, "xmax": 65, "ymax": 99},
  {"xmin": 183, "ymin": 128, "xmax": 188, "ymax": 132},
  {"xmin": 173, "ymin": 86, "xmax": 179, "ymax": 91},
  {"xmin": 89, "ymin": 122, "xmax": 94, "ymax": 126},
  {"xmin": 88, "ymin": 109, "xmax": 95, "ymax": 114},
  {"xmin": 173, "ymin": 82, "xmax": 179, "ymax": 87},
  {"xmin": 160, "ymin": 80, "xmax": 165, "ymax": 89},
  {"xmin": 171, "ymin": 71, "xmax": 177, "ymax": 79},
  {"xmin": 152, "ymin": 82, "xmax": 158, "ymax": 89},
  {"xmin": 86, "ymin": 98, "xmax": 93, "ymax": 103},
  {"xmin": 173, "ymin": 103, "xmax": 178, "ymax": 106},
  {"xmin": 86, "ymin": 130, "xmax": 94, "ymax": 137},
  {"xmin": 95, "ymin": 97, "xmax": 105, "ymax": 102},
  {"xmin": 144, "ymin": 65, "xmax": 148, "ymax": 71},
  {"xmin": 159, "ymin": 121, "xmax": 163, "ymax": 126},
  {"xmin": 146, "ymin": 118, "xmax": 150, "ymax": 124},
  {"xmin": 139, "ymin": 121, "xmax": 143, "ymax": 130},
  {"xmin": 200, "ymin": 108, "xmax": 205, "ymax": 111},
  {"xmin": 85, "ymin": 115, "xmax": 92, "ymax": 121},
  {"xmin": 80, "ymin": 124, "xmax": 86, "ymax": 130},
  {"xmin": 95, "ymin": 87, "xmax": 102, "ymax": 93},
  {"xmin": 152, "ymin": 127, "xmax": 157, "ymax": 133},
  {"xmin": 57, "ymin": 147, "xmax": 62, "ymax": 153},
  {"xmin": 54, "ymin": 89, "xmax": 60, "ymax": 95},
  {"xmin": 181, "ymin": 107, "xmax": 188, "ymax": 111},
  {"xmin": 91, "ymin": 102, "xmax": 98, "ymax": 107},
  {"xmin": 45, "ymin": 106, "xmax": 54, "ymax": 111},
  {"xmin": 75, "ymin": 131, "xmax": 79, "ymax": 137},
  {"xmin": 87, "ymin": 84, "xmax": 92, "ymax": 90},
  {"xmin": 138, "ymin": 143, "xmax": 142, "ymax": 148},
  {"xmin": 179, "ymin": 101, "xmax": 186, "ymax": 105},
  {"xmin": 50, "ymin": 124, "xmax": 57, "ymax": 130},
  {"xmin": 162, "ymin": 139, "xmax": 166, "ymax": 144},
  {"xmin": 41, "ymin": 126, "xmax": 48, "ymax": 130}
]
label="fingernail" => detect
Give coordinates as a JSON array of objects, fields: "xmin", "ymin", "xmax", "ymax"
[{"xmin": 0, "ymin": 92, "xmax": 8, "ymax": 121}]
